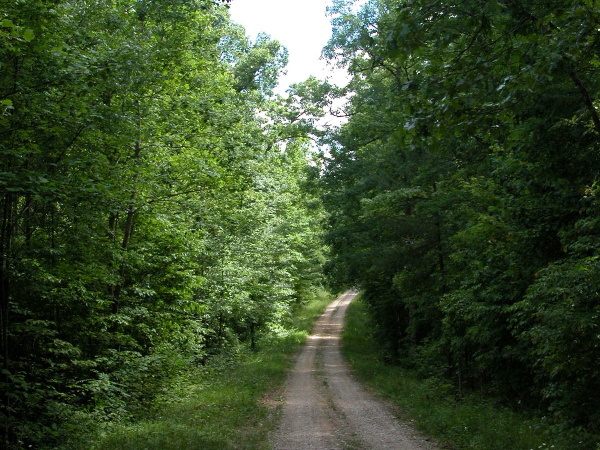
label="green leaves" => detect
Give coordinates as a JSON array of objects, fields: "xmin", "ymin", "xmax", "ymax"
[
  {"xmin": 232, "ymin": 32, "xmax": 288, "ymax": 97},
  {"xmin": 22, "ymin": 28, "xmax": 34, "ymax": 42},
  {"xmin": 512, "ymin": 258, "xmax": 600, "ymax": 424},
  {"xmin": 0, "ymin": 0, "xmax": 329, "ymax": 446},
  {"xmin": 1, "ymin": 16, "xmax": 34, "ymax": 42},
  {"xmin": 323, "ymin": 0, "xmax": 600, "ymax": 435}
]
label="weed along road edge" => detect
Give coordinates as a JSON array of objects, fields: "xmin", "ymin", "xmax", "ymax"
[{"xmin": 271, "ymin": 291, "xmax": 437, "ymax": 450}]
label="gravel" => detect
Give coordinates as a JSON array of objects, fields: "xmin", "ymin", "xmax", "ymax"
[{"xmin": 271, "ymin": 291, "xmax": 439, "ymax": 450}]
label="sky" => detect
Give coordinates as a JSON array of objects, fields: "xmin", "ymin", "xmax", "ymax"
[{"xmin": 228, "ymin": 0, "xmax": 345, "ymax": 94}]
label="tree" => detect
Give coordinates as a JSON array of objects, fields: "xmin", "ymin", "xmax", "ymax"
[
  {"xmin": 0, "ymin": 0, "xmax": 331, "ymax": 446},
  {"xmin": 322, "ymin": 0, "xmax": 600, "ymax": 434}
]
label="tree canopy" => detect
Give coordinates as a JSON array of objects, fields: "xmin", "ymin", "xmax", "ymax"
[
  {"xmin": 0, "ymin": 1, "xmax": 328, "ymax": 447},
  {"xmin": 3, "ymin": 0, "xmax": 599, "ymax": 445},
  {"xmin": 322, "ymin": 0, "xmax": 600, "ymax": 439}
]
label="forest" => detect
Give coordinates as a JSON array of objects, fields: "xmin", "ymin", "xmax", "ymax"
[
  {"xmin": 1, "ymin": 0, "xmax": 599, "ymax": 448},
  {"xmin": 322, "ymin": 0, "xmax": 600, "ymax": 442},
  {"xmin": 1, "ymin": 0, "xmax": 334, "ymax": 447}
]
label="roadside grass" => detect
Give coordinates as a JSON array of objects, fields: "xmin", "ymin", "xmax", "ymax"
[
  {"xmin": 342, "ymin": 296, "xmax": 598, "ymax": 450},
  {"xmin": 86, "ymin": 291, "xmax": 333, "ymax": 450}
]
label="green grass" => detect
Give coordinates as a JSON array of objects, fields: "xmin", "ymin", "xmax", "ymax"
[
  {"xmin": 85, "ymin": 291, "xmax": 333, "ymax": 450},
  {"xmin": 341, "ymin": 296, "xmax": 598, "ymax": 450}
]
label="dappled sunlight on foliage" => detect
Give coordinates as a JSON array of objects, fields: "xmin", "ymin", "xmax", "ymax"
[{"xmin": 0, "ymin": 0, "xmax": 330, "ymax": 447}]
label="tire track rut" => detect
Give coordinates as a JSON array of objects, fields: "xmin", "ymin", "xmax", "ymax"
[{"xmin": 272, "ymin": 291, "xmax": 437, "ymax": 449}]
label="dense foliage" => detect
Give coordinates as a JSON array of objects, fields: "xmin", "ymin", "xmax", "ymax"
[
  {"xmin": 322, "ymin": 0, "xmax": 600, "ymax": 439},
  {"xmin": 0, "ymin": 1, "xmax": 328, "ymax": 447}
]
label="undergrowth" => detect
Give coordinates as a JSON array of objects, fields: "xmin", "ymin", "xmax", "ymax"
[
  {"xmin": 76, "ymin": 291, "xmax": 333, "ymax": 450},
  {"xmin": 341, "ymin": 296, "xmax": 599, "ymax": 450}
]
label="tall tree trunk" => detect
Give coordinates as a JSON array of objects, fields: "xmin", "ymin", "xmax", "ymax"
[
  {"xmin": 0, "ymin": 193, "xmax": 14, "ymax": 372},
  {"xmin": 432, "ymin": 182, "xmax": 446, "ymax": 294},
  {"xmin": 111, "ymin": 114, "xmax": 142, "ymax": 314},
  {"xmin": 112, "ymin": 197, "xmax": 136, "ymax": 314},
  {"xmin": 0, "ymin": 192, "xmax": 14, "ymax": 447}
]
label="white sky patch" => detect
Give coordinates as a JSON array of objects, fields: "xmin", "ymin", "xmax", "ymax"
[{"xmin": 229, "ymin": 0, "xmax": 348, "ymax": 93}]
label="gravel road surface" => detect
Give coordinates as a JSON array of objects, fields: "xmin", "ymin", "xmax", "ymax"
[{"xmin": 271, "ymin": 290, "xmax": 438, "ymax": 449}]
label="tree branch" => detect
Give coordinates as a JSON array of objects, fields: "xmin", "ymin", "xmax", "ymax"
[{"xmin": 569, "ymin": 68, "xmax": 600, "ymax": 134}]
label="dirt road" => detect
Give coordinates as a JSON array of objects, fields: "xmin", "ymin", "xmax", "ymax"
[{"xmin": 271, "ymin": 291, "xmax": 437, "ymax": 449}]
